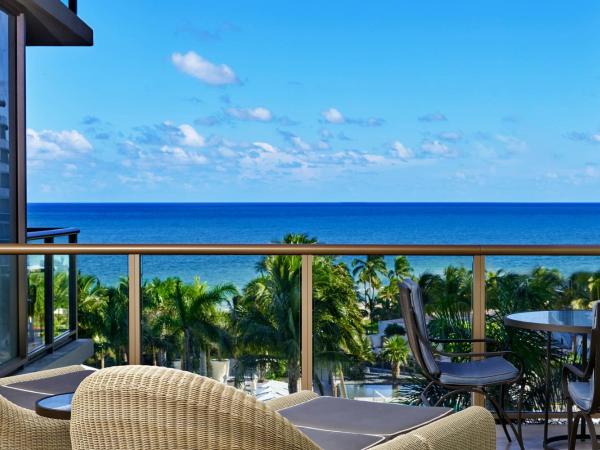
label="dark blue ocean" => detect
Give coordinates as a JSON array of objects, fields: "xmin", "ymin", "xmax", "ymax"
[{"xmin": 27, "ymin": 203, "xmax": 600, "ymax": 287}]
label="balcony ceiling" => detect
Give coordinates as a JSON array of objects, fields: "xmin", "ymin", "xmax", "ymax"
[{"xmin": 8, "ymin": 0, "xmax": 93, "ymax": 46}]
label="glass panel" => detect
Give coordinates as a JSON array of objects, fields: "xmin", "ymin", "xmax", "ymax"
[
  {"xmin": 486, "ymin": 256, "xmax": 600, "ymax": 413},
  {"xmin": 27, "ymin": 255, "xmax": 45, "ymax": 351},
  {"xmin": 77, "ymin": 256, "xmax": 128, "ymax": 368},
  {"xmin": 313, "ymin": 255, "xmax": 473, "ymax": 408},
  {"xmin": 0, "ymin": 9, "xmax": 15, "ymax": 366},
  {"xmin": 53, "ymin": 237, "xmax": 70, "ymax": 337},
  {"xmin": 141, "ymin": 252, "xmax": 301, "ymax": 398}
]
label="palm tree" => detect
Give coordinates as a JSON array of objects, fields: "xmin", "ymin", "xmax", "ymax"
[
  {"xmin": 312, "ymin": 256, "xmax": 369, "ymax": 394},
  {"xmin": 377, "ymin": 257, "xmax": 413, "ymax": 320},
  {"xmin": 236, "ymin": 234, "xmax": 375, "ymax": 395},
  {"xmin": 392, "ymin": 256, "xmax": 412, "ymax": 280},
  {"xmin": 77, "ymin": 273, "xmax": 108, "ymax": 366},
  {"xmin": 352, "ymin": 255, "xmax": 388, "ymax": 319},
  {"xmin": 53, "ymin": 271, "xmax": 69, "ymax": 334},
  {"xmin": 167, "ymin": 277, "xmax": 236, "ymax": 374},
  {"xmin": 419, "ymin": 266, "xmax": 472, "ymax": 345},
  {"xmin": 77, "ymin": 274, "xmax": 106, "ymax": 336},
  {"xmin": 235, "ymin": 233, "xmax": 315, "ymax": 393},
  {"xmin": 381, "ymin": 335, "xmax": 410, "ymax": 380},
  {"xmin": 142, "ymin": 278, "xmax": 180, "ymax": 367},
  {"xmin": 103, "ymin": 277, "xmax": 130, "ymax": 365}
]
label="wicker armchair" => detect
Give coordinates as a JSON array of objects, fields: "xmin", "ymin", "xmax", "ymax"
[
  {"xmin": 70, "ymin": 365, "xmax": 495, "ymax": 450},
  {"xmin": 0, "ymin": 365, "xmax": 90, "ymax": 450}
]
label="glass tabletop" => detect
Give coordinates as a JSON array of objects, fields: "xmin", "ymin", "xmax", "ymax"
[
  {"xmin": 504, "ymin": 310, "xmax": 593, "ymax": 334},
  {"xmin": 35, "ymin": 393, "xmax": 73, "ymax": 420}
]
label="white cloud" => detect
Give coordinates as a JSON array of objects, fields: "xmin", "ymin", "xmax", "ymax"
[
  {"xmin": 496, "ymin": 135, "xmax": 527, "ymax": 153},
  {"xmin": 418, "ymin": 112, "xmax": 447, "ymax": 122},
  {"xmin": 321, "ymin": 107, "xmax": 345, "ymax": 124},
  {"xmin": 227, "ymin": 107, "xmax": 272, "ymax": 122},
  {"xmin": 420, "ymin": 140, "xmax": 454, "ymax": 157},
  {"xmin": 27, "ymin": 128, "xmax": 92, "ymax": 160},
  {"xmin": 253, "ymin": 142, "xmax": 278, "ymax": 153},
  {"xmin": 291, "ymin": 136, "xmax": 311, "ymax": 151},
  {"xmin": 391, "ymin": 141, "xmax": 414, "ymax": 160},
  {"xmin": 218, "ymin": 146, "xmax": 237, "ymax": 158},
  {"xmin": 363, "ymin": 154, "xmax": 386, "ymax": 164},
  {"xmin": 178, "ymin": 124, "xmax": 206, "ymax": 147},
  {"xmin": 160, "ymin": 145, "xmax": 208, "ymax": 165},
  {"xmin": 171, "ymin": 51, "xmax": 238, "ymax": 85},
  {"xmin": 320, "ymin": 107, "xmax": 383, "ymax": 127},
  {"xmin": 319, "ymin": 129, "xmax": 334, "ymax": 140},
  {"xmin": 437, "ymin": 131, "xmax": 462, "ymax": 142},
  {"xmin": 585, "ymin": 164, "xmax": 599, "ymax": 178},
  {"xmin": 592, "ymin": 134, "xmax": 600, "ymax": 143},
  {"xmin": 240, "ymin": 143, "xmax": 313, "ymax": 180},
  {"xmin": 119, "ymin": 171, "xmax": 169, "ymax": 186}
]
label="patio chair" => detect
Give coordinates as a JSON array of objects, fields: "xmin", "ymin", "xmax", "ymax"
[
  {"xmin": 70, "ymin": 365, "xmax": 496, "ymax": 450},
  {"xmin": 0, "ymin": 365, "xmax": 94, "ymax": 450},
  {"xmin": 399, "ymin": 279, "xmax": 525, "ymax": 449},
  {"xmin": 563, "ymin": 301, "xmax": 600, "ymax": 450}
]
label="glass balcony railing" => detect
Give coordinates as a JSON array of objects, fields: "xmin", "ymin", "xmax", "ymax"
[
  {"xmin": 4, "ymin": 241, "xmax": 600, "ymax": 417},
  {"xmin": 25, "ymin": 227, "xmax": 79, "ymax": 356}
]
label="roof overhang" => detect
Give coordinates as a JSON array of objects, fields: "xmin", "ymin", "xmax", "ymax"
[{"xmin": 2, "ymin": 0, "xmax": 93, "ymax": 46}]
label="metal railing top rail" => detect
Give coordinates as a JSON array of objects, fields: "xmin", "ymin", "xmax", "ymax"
[
  {"xmin": 1, "ymin": 243, "xmax": 600, "ymax": 255},
  {"xmin": 26, "ymin": 227, "xmax": 80, "ymax": 240}
]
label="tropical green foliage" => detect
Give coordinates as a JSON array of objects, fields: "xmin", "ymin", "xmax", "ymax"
[{"xmin": 381, "ymin": 335, "xmax": 410, "ymax": 379}]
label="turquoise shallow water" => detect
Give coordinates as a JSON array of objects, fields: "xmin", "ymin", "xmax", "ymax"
[{"xmin": 27, "ymin": 203, "xmax": 600, "ymax": 287}]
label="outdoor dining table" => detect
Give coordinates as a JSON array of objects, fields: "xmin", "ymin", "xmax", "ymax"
[{"xmin": 505, "ymin": 310, "xmax": 593, "ymax": 450}]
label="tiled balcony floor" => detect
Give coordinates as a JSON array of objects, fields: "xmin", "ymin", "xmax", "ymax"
[{"xmin": 497, "ymin": 424, "xmax": 598, "ymax": 450}]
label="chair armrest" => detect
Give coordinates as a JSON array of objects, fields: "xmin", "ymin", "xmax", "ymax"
[
  {"xmin": 562, "ymin": 363, "xmax": 592, "ymax": 401},
  {"xmin": 431, "ymin": 338, "xmax": 498, "ymax": 345},
  {"xmin": 431, "ymin": 338, "xmax": 502, "ymax": 353},
  {"xmin": 264, "ymin": 391, "xmax": 319, "ymax": 411},
  {"xmin": 0, "ymin": 365, "xmax": 89, "ymax": 386},
  {"xmin": 563, "ymin": 363, "xmax": 589, "ymax": 380},
  {"xmin": 436, "ymin": 350, "xmax": 511, "ymax": 358},
  {"xmin": 371, "ymin": 406, "xmax": 495, "ymax": 450}
]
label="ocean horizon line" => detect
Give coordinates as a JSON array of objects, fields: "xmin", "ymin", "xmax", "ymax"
[{"xmin": 28, "ymin": 201, "xmax": 600, "ymax": 206}]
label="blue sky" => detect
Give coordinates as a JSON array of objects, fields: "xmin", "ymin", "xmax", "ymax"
[{"xmin": 26, "ymin": 0, "xmax": 600, "ymax": 202}]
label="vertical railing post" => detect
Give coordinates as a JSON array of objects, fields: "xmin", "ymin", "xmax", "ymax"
[
  {"xmin": 44, "ymin": 237, "xmax": 54, "ymax": 347},
  {"xmin": 68, "ymin": 233, "xmax": 77, "ymax": 337},
  {"xmin": 472, "ymin": 254, "xmax": 486, "ymax": 407},
  {"xmin": 128, "ymin": 254, "xmax": 141, "ymax": 365},
  {"xmin": 301, "ymin": 254, "xmax": 313, "ymax": 391}
]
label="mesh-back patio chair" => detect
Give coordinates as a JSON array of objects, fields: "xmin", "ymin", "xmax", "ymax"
[
  {"xmin": 563, "ymin": 301, "xmax": 600, "ymax": 450},
  {"xmin": 399, "ymin": 278, "xmax": 525, "ymax": 449}
]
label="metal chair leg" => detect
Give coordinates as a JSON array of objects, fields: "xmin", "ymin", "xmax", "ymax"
[
  {"xmin": 420, "ymin": 381, "xmax": 435, "ymax": 406},
  {"xmin": 584, "ymin": 414, "xmax": 599, "ymax": 450},
  {"xmin": 489, "ymin": 394, "xmax": 524, "ymax": 449},
  {"xmin": 516, "ymin": 381, "xmax": 525, "ymax": 449},
  {"xmin": 570, "ymin": 414, "xmax": 581, "ymax": 450},
  {"xmin": 488, "ymin": 394, "xmax": 512, "ymax": 443},
  {"xmin": 567, "ymin": 400, "xmax": 575, "ymax": 450},
  {"xmin": 432, "ymin": 388, "xmax": 471, "ymax": 407}
]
